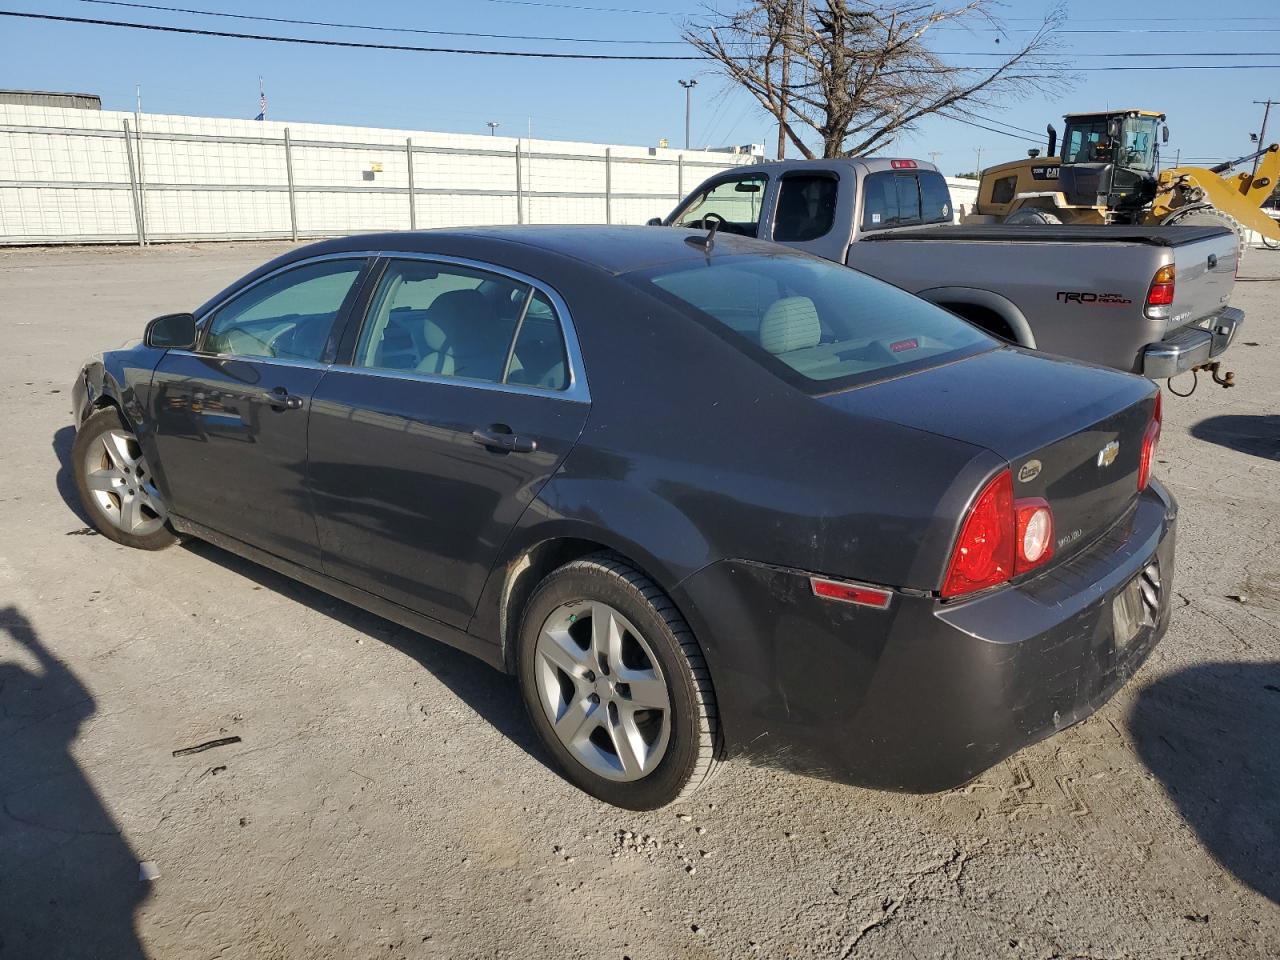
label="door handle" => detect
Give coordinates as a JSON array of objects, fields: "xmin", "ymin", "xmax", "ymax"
[
  {"xmin": 471, "ymin": 428, "xmax": 537, "ymax": 454},
  {"xmin": 261, "ymin": 387, "xmax": 303, "ymax": 410}
]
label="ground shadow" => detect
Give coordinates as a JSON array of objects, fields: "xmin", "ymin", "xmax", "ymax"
[
  {"xmin": 1189, "ymin": 415, "xmax": 1280, "ymax": 461},
  {"xmin": 0, "ymin": 606, "xmax": 148, "ymax": 958},
  {"xmin": 180, "ymin": 539, "xmax": 554, "ymax": 774},
  {"xmin": 52, "ymin": 424, "xmax": 95, "ymax": 527},
  {"xmin": 1129, "ymin": 661, "xmax": 1280, "ymax": 904}
]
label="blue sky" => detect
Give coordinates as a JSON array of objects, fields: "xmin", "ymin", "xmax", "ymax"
[{"xmin": 2, "ymin": 0, "xmax": 1277, "ymax": 174}]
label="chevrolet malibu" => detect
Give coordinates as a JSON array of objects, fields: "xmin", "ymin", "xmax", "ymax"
[{"xmin": 71, "ymin": 226, "xmax": 1175, "ymax": 809}]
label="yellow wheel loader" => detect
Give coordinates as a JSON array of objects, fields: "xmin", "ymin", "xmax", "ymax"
[{"xmin": 967, "ymin": 108, "xmax": 1280, "ymax": 250}]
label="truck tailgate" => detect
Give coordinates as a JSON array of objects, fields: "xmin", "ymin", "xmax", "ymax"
[{"xmin": 1166, "ymin": 230, "xmax": 1237, "ymax": 331}]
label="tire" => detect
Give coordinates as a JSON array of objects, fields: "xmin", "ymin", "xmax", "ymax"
[
  {"xmin": 1003, "ymin": 207, "xmax": 1063, "ymax": 226},
  {"xmin": 72, "ymin": 406, "xmax": 178, "ymax": 550},
  {"xmin": 1160, "ymin": 204, "xmax": 1245, "ymax": 256},
  {"xmin": 517, "ymin": 552, "xmax": 720, "ymax": 809}
]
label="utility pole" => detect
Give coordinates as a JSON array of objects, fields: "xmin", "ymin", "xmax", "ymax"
[
  {"xmin": 678, "ymin": 79, "xmax": 697, "ymax": 150},
  {"xmin": 1253, "ymin": 99, "xmax": 1275, "ymax": 174},
  {"xmin": 487, "ymin": 121, "xmax": 500, "ymax": 136},
  {"xmin": 975, "ymin": 145, "xmax": 983, "ymax": 173},
  {"xmin": 928, "ymin": 151, "xmax": 942, "ymax": 168}
]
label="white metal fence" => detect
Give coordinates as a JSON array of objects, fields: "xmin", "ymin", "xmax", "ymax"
[{"xmin": 0, "ymin": 106, "xmax": 759, "ymax": 245}]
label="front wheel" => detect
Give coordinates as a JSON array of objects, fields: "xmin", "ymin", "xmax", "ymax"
[
  {"xmin": 517, "ymin": 553, "xmax": 721, "ymax": 809},
  {"xmin": 72, "ymin": 406, "xmax": 178, "ymax": 550}
]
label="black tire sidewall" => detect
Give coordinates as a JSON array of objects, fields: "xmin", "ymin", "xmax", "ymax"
[
  {"xmin": 72, "ymin": 407, "xmax": 177, "ymax": 551},
  {"xmin": 517, "ymin": 561, "xmax": 703, "ymax": 810}
]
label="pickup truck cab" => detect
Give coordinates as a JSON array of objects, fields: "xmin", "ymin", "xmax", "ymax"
[{"xmin": 659, "ymin": 158, "xmax": 1243, "ymax": 381}]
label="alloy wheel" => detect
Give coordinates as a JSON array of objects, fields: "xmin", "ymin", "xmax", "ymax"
[
  {"xmin": 82, "ymin": 428, "xmax": 168, "ymax": 537},
  {"xmin": 534, "ymin": 600, "xmax": 672, "ymax": 781}
]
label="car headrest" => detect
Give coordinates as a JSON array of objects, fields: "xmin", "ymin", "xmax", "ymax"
[{"xmin": 759, "ymin": 296, "xmax": 821, "ymax": 355}]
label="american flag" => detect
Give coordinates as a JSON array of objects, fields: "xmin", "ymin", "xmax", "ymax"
[{"xmin": 255, "ymin": 84, "xmax": 266, "ymax": 121}]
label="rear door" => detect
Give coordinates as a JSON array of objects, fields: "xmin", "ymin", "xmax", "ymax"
[
  {"xmin": 149, "ymin": 256, "xmax": 371, "ymax": 567},
  {"xmin": 765, "ymin": 170, "xmax": 852, "ymax": 261},
  {"xmin": 307, "ymin": 256, "xmax": 591, "ymax": 629}
]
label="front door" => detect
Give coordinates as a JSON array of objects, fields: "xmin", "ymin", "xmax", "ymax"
[
  {"xmin": 148, "ymin": 256, "xmax": 370, "ymax": 566},
  {"xmin": 307, "ymin": 256, "xmax": 591, "ymax": 629}
]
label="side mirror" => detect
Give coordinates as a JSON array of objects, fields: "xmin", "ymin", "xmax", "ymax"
[
  {"xmin": 145, "ymin": 312, "xmax": 197, "ymax": 349},
  {"xmin": 1162, "ymin": 125, "xmax": 1170, "ymax": 144},
  {"xmin": 647, "ymin": 216, "xmax": 664, "ymax": 226}
]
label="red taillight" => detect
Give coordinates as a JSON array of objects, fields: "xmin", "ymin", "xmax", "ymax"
[
  {"xmin": 1146, "ymin": 264, "xmax": 1176, "ymax": 309},
  {"xmin": 942, "ymin": 470, "xmax": 1015, "ymax": 598},
  {"xmin": 942, "ymin": 471, "xmax": 1058, "ymax": 598},
  {"xmin": 890, "ymin": 159, "xmax": 918, "ymax": 169},
  {"xmin": 810, "ymin": 577, "xmax": 892, "ymax": 609},
  {"xmin": 1138, "ymin": 390, "xmax": 1162, "ymax": 491}
]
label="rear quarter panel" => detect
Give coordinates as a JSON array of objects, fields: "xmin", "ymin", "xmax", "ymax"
[{"xmin": 847, "ymin": 240, "xmax": 1167, "ymax": 372}]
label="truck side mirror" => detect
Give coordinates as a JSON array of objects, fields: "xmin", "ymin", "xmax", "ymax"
[
  {"xmin": 1163, "ymin": 125, "xmax": 1170, "ymax": 144},
  {"xmin": 145, "ymin": 312, "xmax": 197, "ymax": 349},
  {"xmin": 647, "ymin": 217, "xmax": 663, "ymax": 226}
]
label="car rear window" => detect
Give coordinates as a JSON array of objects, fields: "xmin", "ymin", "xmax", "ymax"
[{"xmin": 631, "ymin": 253, "xmax": 993, "ymax": 391}]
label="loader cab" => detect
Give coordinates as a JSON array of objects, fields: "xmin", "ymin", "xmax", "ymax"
[{"xmin": 1058, "ymin": 110, "xmax": 1165, "ymax": 212}]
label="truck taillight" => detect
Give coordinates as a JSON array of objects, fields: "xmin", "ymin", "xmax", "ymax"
[
  {"xmin": 1145, "ymin": 264, "xmax": 1176, "ymax": 314},
  {"xmin": 942, "ymin": 470, "xmax": 1057, "ymax": 598},
  {"xmin": 1138, "ymin": 391, "xmax": 1162, "ymax": 491}
]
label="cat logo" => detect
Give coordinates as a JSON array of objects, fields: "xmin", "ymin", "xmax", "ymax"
[{"xmin": 1097, "ymin": 440, "xmax": 1120, "ymax": 468}]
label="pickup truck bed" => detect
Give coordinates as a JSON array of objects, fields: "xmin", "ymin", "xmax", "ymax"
[{"xmin": 861, "ymin": 224, "xmax": 1231, "ymax": 245}]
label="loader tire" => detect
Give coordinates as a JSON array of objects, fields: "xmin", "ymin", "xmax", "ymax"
[
  {"xmin": 1160, "ymin": 204, "xmax": 1246, "ymax": 255},
  {"xmin": 1004, "ymin": 208, "xmax": 1063, "ymax": 226}
]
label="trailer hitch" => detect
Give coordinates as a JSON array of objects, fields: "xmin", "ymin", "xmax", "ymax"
[
  {"xmin": 1166, "ymin": 361, "xmax": 1235, "ymax": 397},
  {"xmin": 1197, "ymin": 361, "xmax": 1236, "ymax": 388}
]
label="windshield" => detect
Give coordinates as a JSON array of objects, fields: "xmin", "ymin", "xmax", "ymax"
[
  {"xmin": 629, "ymin": 254, "xmax": 993, "ymax": 392},
  {"xmin": 1063, "ymin": 116, "xmax": 1159, "ymax": 171}
]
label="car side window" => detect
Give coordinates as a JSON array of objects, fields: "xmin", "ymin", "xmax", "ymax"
[
  {"xmin": 673, "ymin": 175, "xmax": 768, "ymax": 236},
  {"xmin": 203, "ymin": 259, "xmax": 364, "ymax": 361},
  {"xmin": 773, "ymin": 174, "xmax": 839, "ymax": 242},
  {"xmin": 507, "ymin": 291, "xmax": 569, "ymax": 390},
  {"xmin": 355, "ymin": 259, "xmax": 570, "ymax": 388},
  {"xmin": 861, "ymin": 172, "xmax": 950, "ymax": 231}
]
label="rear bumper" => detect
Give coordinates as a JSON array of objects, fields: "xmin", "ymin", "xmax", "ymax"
[
  {"xmin": 674, "ymin": 480, "xmax": 1177, "ymax": 792},
  {"xmin": 1142, "ymin": 307, "xmax": 1243, "ymax": 379}
]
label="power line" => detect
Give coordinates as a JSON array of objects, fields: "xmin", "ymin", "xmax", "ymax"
[
  {"xmin": 474, "ymin": 0, "xmax": 679, "ymax": 13},
  {"xmin": 74, "ymin": 0, "xmax": 690, "ymax": 44},
  {"xmin": 0, "ymin": 9, "xmax": 702, "ymax": 58},
  {"xmin": 942, "ymin": 112, "xmax": 1043, "ymax": 146}
]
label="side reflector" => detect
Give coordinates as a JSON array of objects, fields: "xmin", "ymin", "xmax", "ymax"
[{"xmin": 810, "ymin": 577, "xmax": 893, "ymax": 610}]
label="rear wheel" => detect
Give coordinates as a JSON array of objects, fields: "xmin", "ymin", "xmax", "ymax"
[
  {"xmin": 517, "ymin": 553, "xmax": 720, "ymax": 809},
  {"xmin": 73, "ymin": 406, "xmax": 178, "ymax": 550},
  {"xmin": 1004, "ymin": 207, "xmax": 1063, "ymax": 226}
]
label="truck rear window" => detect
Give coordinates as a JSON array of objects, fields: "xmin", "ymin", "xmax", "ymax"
[
  {"xmin": 862, "ymin": 171, "xmax": 953, "ymax": 231},
  {"xmin": 631, "ymin": 253, "xmax": 993, "ymax": 391}
]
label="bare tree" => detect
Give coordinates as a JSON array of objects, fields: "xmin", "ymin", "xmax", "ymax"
[{"xmin": 686, "ymin": 1, "xmax": 1065, "ymax": 160}]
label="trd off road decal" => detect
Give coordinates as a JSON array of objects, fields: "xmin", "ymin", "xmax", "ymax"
[{"xmin": 1055, "ymin": 291, "xmax": 1133, "ymax": 305}]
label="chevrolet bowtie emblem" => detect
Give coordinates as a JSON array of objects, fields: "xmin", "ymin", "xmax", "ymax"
[{"xmin": 1097, "ymin": 440, "xmax": 1120, "ymax": 468}]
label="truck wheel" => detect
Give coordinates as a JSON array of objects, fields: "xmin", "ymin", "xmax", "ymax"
[{"xmin": 1004, "ymin": 208, "xmax": 1063, "ymax": 226}]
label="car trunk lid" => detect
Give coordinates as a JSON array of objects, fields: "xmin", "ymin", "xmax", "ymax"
[{"xmin": 823, "ymin": 347, "xmax": 1157, "ymax": 570}]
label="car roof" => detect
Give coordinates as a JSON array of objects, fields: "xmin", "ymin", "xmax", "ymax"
[
  {"xmin": 685, "ymin": 157, "xmax": 941, "ymax": 179},
  {"xmin": 307, "ymin": 225, "xmax": 799, "ymax": 276}
]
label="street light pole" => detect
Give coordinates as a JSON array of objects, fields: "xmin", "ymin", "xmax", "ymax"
[
  {"xmin": 678, "ymin": 79, "xmax": 697, "ymax": 150},
  {"xmin": 487, "ymin": 121, "xmax": 500, "ymax": 136}
]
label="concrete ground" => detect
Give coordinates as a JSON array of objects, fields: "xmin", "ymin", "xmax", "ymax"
[{"xmin": 1, "ymin": 240, "xmax": 1277, "ymax": 960}]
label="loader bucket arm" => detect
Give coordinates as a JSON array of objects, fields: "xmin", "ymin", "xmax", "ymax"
[{"xmin": 1155, "ymin": 144, "xmax": 1280, "ymax": 243}]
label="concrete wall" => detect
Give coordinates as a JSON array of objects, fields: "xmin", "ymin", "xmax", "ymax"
[{"xmin": 0, "ymin": 104, "xmax": 756, "ymax": 245}]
